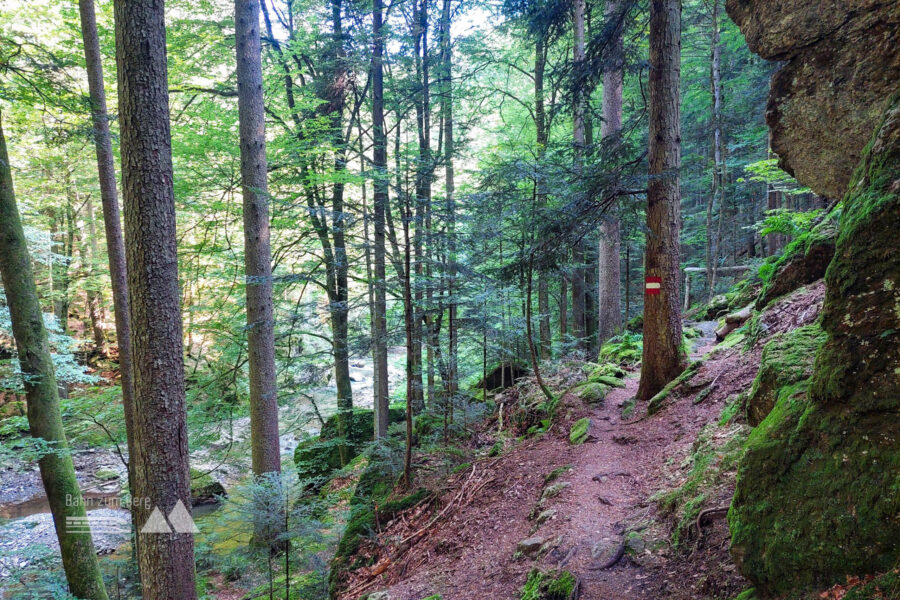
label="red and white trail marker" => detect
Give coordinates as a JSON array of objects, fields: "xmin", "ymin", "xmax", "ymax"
[{"xmin": 645, "ymin": 276, "xmax": 662, "ymax": 295}]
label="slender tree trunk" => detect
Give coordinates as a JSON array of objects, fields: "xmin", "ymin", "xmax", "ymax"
[
  {"xmin": 526, "ymin": 257, "xmax": 553, "ymax": 400},
  {"xmin": 235, "ymin": 0, "xmax": 281, "ymax": 478},
  {"xmin": 372, "ymin": 0, "xmax": 390, "ymax": 438},
  {"xmin": 571, "ymin": 0, "xmax": 587, "ymax": 351},
  {"xmin": 598, "ymin": 0, "xmax": 624, "ymax": 343},
  {"xmin": 707, "ymin": 0, "xmax": 725, "ymax": 298},
  {"xmin": 76, "ymin": 0, "xmax": 140, "ymax": 568},
  {"xmin": 559, "ymin": 272, "xmax": 568, "ymax": 341},
  {"xmin": 0, "ymin": 113, "xmax": 109, "ymax": 600},
  {"xmin": 440, "ymin": 0, "xmax": 458, "ymax": 397},
  {"xmin": 83, "ymin": 196, "xmax": 107, "ymax": 352},
  {"xmin": 534, "ymin": 36, "xmax": 552, "ymax": 359},
  {"xmin": 113, "ymin": 0, "xmax": 197, "ymax": 595},
  {"xmin": 329, "ymin": 0, "xmax": 354, "ymax": 444},
  {"xmin": 637, "ymin": 0, "xmax": 686, "ymax": 401}
]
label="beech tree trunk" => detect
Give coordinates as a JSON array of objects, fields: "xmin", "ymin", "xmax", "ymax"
[
  {"xmin": 235, "ymin": 0, "xmax": 281, "ymax": 478},
  {"xmin": 598, "ymin": 0, "xmax": 624, "ymax": 343},
  {"xmin": 0, "ymin": 113, "xmax": 109, "ymax": 600},
  {"xmin": 113, "ymin": 0, "xmax": 197, "ymax": 596},
  {"xmin": 637, "ymin": 0, "xmax": 686, "ymax": 401},
  {"xmin": 372, "ymin": 0, "xmax": 390, "ymax": 438}
]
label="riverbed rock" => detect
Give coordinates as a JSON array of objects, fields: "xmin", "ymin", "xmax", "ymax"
[
  {"xmin": 726, "ymin": 0, "xmax": 900, "ymax": 200},
  {"xmin": 189, "ymin": 468, "xmax": 226, "ymax": 505},
  {"xmin": 0, "ymin": 508, "xmax": 130, "ymax": 574}
]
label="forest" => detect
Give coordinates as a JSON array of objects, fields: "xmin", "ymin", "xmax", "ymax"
[{"xmin": 0, "ymin": 0, "xmax": 897, "ymax": 598}]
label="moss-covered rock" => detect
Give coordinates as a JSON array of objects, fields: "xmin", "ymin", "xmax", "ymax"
[
  {"xmin": 586, "ymin": 362, "xmax": 626, "ymax": 381},
  {"xmin": 294, "ymin": 407, "xmax": 405, "ymax": 481},
  {"xmin": 189, "ymin": 468, "xmax": 226, "ymax": 505},
  {"xmin": 729, "ymin": 95, "xmax": 900, "ymax": 596},
  {"xmin": 519, "ymin": 569, "xmax": 577, "ymax": 600},
  {"xmin": 574, "ymin": 382, "xmax": 608, "ymax": 405},
  {"xmin": 755, "ymin": 216, "xmax": 837, "ymax": 310},
  {"xmin": 569, "ymin": 418, "xmax": 591, "ymax": 445},
  {"xmin": 647, "ymin": 360, "xmax": 704, "ymax": 415},
  {"xmin": 598, "ymin": 332, "xmax": 642, "ymax": 366},
  {"xmin": 746, "ymin": 323, "xmax": 827, "ymax": 425}
]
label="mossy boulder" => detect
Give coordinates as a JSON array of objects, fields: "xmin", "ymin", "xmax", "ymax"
[
  {"xmin": 755, "ymin": 216, "xmax": 837, "ymax": 310},
  {"xmin": 574, "ymin": 382, "xmax": 607, "ymax": 405},
  {"xmin": 729, "ymin": 95, "xmax": 900, "ymax": 596},
  {"xmin": 519, "ymin": 569, "xmax": 577, "ymax": 600},
  {"xmin": 647, "ymin": 360, "xmax": 704, "ymax": 415},
  {"xmin": 569, "ymin": 418, "xmax": 591, "ymax": 445},
  {"xmin": 746, "ymin": 323, "xmax": 827, "ymax": 426},
  {"xmin": 189, "ymin": 468, "xmax": 226, "ymax": 505},
  {"xmin": 598, "ymin": 332, "xmax": 642, "ymax": 366},
  {"xmin": 586, "ymin": 362, "xmax": 626, "ymax": 382},
  {"xmin": 294, "ymin": 407, "xmax": 405, "ymax": 481}
]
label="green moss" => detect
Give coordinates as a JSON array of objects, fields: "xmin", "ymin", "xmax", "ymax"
[
  {"xmin": 728, "ymin": 390, "xmax": 900, "ymax": 595},
  {"xmin": 294, "ymin": 408, "xmax": 405, "ymax": 481},
  {"xmin": 586, "ymin": 362, "xmax": 627, "ymax": 381},
  {"xmin": 747, "ymin": 323, "xmax": 827, "ymax": 425},
  {"xmin": 755, "ymin": 213, "xmax": 838, "ymax": 310},
  {"xmin": 842, "ymin": 567, "xmax": 900, "ymax": 600},
  {"xmin": 520, "ymin": 569, "xmax": 577, "ymax": 600},
  {"xmin": 654, "ymin": 410, "xmax": 749, "ymax": 548},
  {"xmin": 730, "ymin": 94, "xmax": 900, "ymax": 598},
  {"xmin": 599, "ymin": 332, "xmax": 642, "ymax": 366},
  {"xmin": 647, "ymin": 360, "xmax": 703, "ymax": 415},
  {"xmin": 569, "ymin": 418, "xmax": 590, "ymax": 445},
  {"xmin": 543, "ymin": 465, "xmax": 573, "ymax": 485},
  {"xmin": 732, "ymin": 588, "xmax": 759, "ymax": 600},
  {"xmin": 94, "ymin": 468, "xmax": 119, "ymax": 481},
  {"xmin": 574, "ymin": 382, "xmax": 608, "ymax": 405}
]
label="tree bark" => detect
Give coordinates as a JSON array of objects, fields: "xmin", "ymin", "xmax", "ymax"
[
  {"xmin": 113, "ymin": 0, "xmax": 197, "ymax": 596},
  {"xmin": 372, "ymin": 0, "xmax": 390, "ymax": 438},
  {"xmin": 440, "ymin": 0, "xmax": 458, "ymax": 397},
  {"xmin": 82, "ymin": 196, "xmax": 107, "ymax": 353},
  {"xmin": 598, "ymin": 0, "xmax": 625, "ymax": 343},
  {"xmin": 570, "ymin": 0, "xmax": 588, "ymax": 352},
  {"xmin": 637, "ymin": 0, "xmax": 686, "ymax": 401},
  {"xmin": 235, "ymin": 0, "xmax": 281, "ymax": 478},
  {"xmin": 535, "ymin": 35, "xmax": 552, "ymax": 359},
  {"xmin": 706, "ymin": 0, "xmax": 725, "ymax": 299},
  {"xmin": 0, "ymin": 113, "xmax": 109, "ymax": 600}
]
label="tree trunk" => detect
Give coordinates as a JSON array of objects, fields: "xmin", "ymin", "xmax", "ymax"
[
  {"xmin": 372, "ymin": 0, "xmax": 390, "ymax": 438},
  {"xmin": 76, "ymin": 0, "xmax": 140, "ymax": 567},
  {"xmin": 83, "ymin": 196, "xmax": 107, "ymax": 353},
  {"xmin": 113, "ymin": 0, "xmax": 197, "ymax": 595},
  {"xmin": 440, "ymin": 0, "xmax": 458, "ymax": 397},
  {"xmin": 559, "ymin": 272, "xmax": 568, "ymax": 341},
  {"xmin": 707, "ymin": 0, "xmax": 725, "ymax": 299},
  {"xmin": 535, "ymin": 35, "xmax": 551, "ymax": 359},
  {"xmin": 0, "ymin": 113, "xmax": 109, "ymax": 600},
  {"xmin": 571, "ymin": 0, "xmax": 587, "ymax": 351},
  {"xmin": 235, "ymin": 0, "xmax": 281, "ymax": 478},
  {"xmin": 637, "ymin": 0, "xmax": 686, "ymax": 401},
  {"xmin": 598, "ymin": 0, "xmax": 624, "ymax": 343}
]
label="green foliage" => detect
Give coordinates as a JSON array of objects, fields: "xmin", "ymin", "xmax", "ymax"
[{"xmin": 598, "ymin": 333, "xmax": 642, "ymax": 366}]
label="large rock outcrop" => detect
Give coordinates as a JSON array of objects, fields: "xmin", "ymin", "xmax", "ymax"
[
  {"xmin": 728, "ymin": 95, "xmax": 900, "ymax": 595},
  {"xmin": 726, "ymin": 0, "xmax": 900, "ymax": 199}
]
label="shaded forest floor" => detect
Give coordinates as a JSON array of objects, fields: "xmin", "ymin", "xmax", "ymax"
[{"xmin": 336, "ymin": 282, "xmax": 828, "ymax": 600}]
